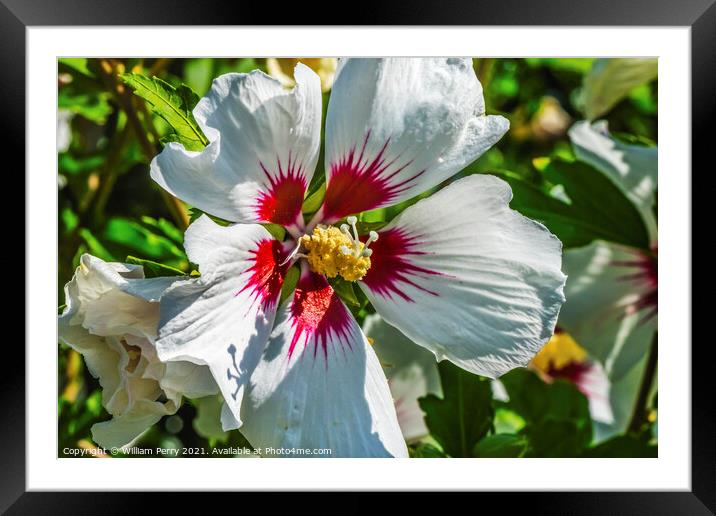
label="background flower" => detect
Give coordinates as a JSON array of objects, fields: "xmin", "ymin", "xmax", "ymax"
[
  {"xmin": 59, "ymin": 255, "xmax": 217, "ymax": 448},
  {"xmin": 267, "ymin": 57, "xmax": 337, "ymax": 92}
]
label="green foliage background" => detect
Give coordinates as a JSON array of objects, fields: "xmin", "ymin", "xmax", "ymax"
[{"xmin": 58, "ymin": 57, "xmax": 657, "ymax": 458}]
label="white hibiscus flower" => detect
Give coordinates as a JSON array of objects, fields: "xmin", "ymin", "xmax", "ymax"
[
  {"xmin": 59, "ymin": 254, "xmax": 217, "ymax": 449},
  {"xmin": 559, "ymin": 120, "xmax": 658, "ymax": 437},
  {"xmin": 150, "ymin": 58, "xmax": 567, "ymax": 457}
]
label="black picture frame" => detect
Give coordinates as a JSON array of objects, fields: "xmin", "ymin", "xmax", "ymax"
[{"xmin": 5, "ymin": 0, "xmax": 707, "ymax": 512}]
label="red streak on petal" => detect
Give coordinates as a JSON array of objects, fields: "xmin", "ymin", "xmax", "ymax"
[
  {"xmin": 613, "ymin": 245, "xmax": 658, "ymax": 322},
  {"xmin": 255, "ymin": 154, "xmax": 307, "ymax": 226},
  {"xmin": 240, "ymin": 238, "xmax": 287, "ymax": 310},
  {"xmin": 321, "ymin": 133, "xmax": 423, "ymax": 221},
  {"xmin": 361, "ymin": 228, "xmax": 440, "ymax": 302},
  {"xmin": 288, "ymin": 272, "xmax": 353, "ymax": 361},
  {"xmin": 548, "ymin": 361, "xmax": 609, "ymax": 403},
  {"xmin": 548, "ymin": 360, "xmax": 590, "ymax": 386}
]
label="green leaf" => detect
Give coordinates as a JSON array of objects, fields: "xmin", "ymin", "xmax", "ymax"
[
  {"xmin": 410, "ymin": 443, "xmax": 448, "ymax": 458},
  {"xmin": 125, "ymin": 256, "xmax": 186, "ymax": 278},
  {"xmin": 355, "ymin": 220, "xmax": 389, "ymax": 235},
  {"xmin": 188, "ymin": 207, "xmax": 230, "ymax": 227},
  {"xmin": 328, "ymin": 277, "xmax": 361, "ymax": 307},
  {"xmin": 495, "ymin": 158, "xmax": 650, "ymax": 249},
  {"xmin": 418, "ymin": 361, "xmax": 494, "ymax": 457},
  {"xmin": 499, "ymin": 369, "xmax": 593, "ymax": 457},
  {"xmin": 58, "ymin": 91, "xmax": 113, "ymax": 124},
  {"xmin": 581, "ymin": 435, "xmax": 657, "ymax": 458},
  {"xmin": 526, "ymin": 57, "xmax": 595, "ymax": 74},
  {"xmin": 525, "ymin": 419, "xmax": 591, "ymax": 457},
  {"xmin": 59, "ymin": 58, "xmax": 95, "ymax": 78},
  {"xmin": 472, "ymin": 434, "xmax": 528, "ymax": 458},
  {"xmin": 262, "ymin": 223, "xmax": 286, "ymax": 241},
  {"xmin": 58, "ymin": 153, "xmax": 106, "ymax": 175},
  {"xmin": 140, "ymin": 216, "xmax": 183, "ymax": 244},
  {"xmin": 120, "ymin": 73, "xmax": 208, "ymax": 151},
  {"xmin": 280, "ymin": 265, "xmax": 300, "ymax": 305},
  {"xmin": 78, "ymin": 228, "xmax": 115, "ymax": 262},
  {"xmin": 104, "ymin": 217, "xmax": 186, "ymax": 263},
  {"xmin": 499, "ymin": 369, "xmax": 591, "ymax": 426},
  {"xmin": 302, "ymin": 182, "xmax": 325, "ymax": 215},
  {"xmin": 493, "ymin": 408, "xmax": 527, "ymax": 434}
]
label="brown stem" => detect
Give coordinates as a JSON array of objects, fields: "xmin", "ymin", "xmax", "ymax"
[
  {"xmin": 96, "ymin": 59, "xmax": 189, "ymax": 230},
  {"xmin": 92, "ymin": 124, "xmax": 131, "ymax": 221},
  {"xmin": 627, "ymin": 331, "xmax": 658, "ymax": 434}
]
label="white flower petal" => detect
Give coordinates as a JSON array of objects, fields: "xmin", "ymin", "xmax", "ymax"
[
  {"xmin": 239, "ymin": 271, "xmax": 407, "ymax": 457},
  {"xmin": 594, "ymin": 354, "xmax": 652, "ymax": 442},
  {"xmin": 60, "ymin": 254, "xmax": 157, "ymax": 339},
  {"xmin": 161, "ymin": 361, "xmax": 219, "ymax": 402},
  {"xmin": 576, "ymin": 361, "xmax": 614, "ymax": 425},
  {"xmin": 151, "ymin": 64, "xmax": 322, "ymax": 228},
  {"xmin": 559, "ymin": 240, "xmax": 657, "ymax": 380},
  {"xmin": 317, "ymin": 58, "xmax": 508, "ymax": 222},
  {"xmin": 91, "ymin": 399, "xmax": 173, "ymax": 449},
  {"xmin": 156, "ymin": 215, "xmax": 287, "ymax": 426},
  {"xmin": 359, "ymin": 174, "xmax": 566, "ymax": 379},
  {"xmin": 569, "ymin": 120, "xmax": 657, "ymax": 239},
  {"xmin": 362, "ymin": 314, "xmax": 441, "ymax": 442}
]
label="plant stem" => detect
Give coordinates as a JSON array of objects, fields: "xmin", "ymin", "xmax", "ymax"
[
  {"xmin": 92, "ymin": 124, "xmax": 131, "ymax": 222},
  {"xmin": 97, "ymin": 58, "xmax": 189, "ymax": 230},
  {"xmin": 627, "ymin": 330, "xmax": 658, "ymax": 434}
]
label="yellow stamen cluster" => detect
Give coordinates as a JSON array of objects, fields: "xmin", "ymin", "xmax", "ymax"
[
  {"xmin": 531, "ymin": 331, "xmax": 588, "ymax": 373},
  {"xmin": 300, "ymin": 226, "xmax": 371, "ymax": 282}
]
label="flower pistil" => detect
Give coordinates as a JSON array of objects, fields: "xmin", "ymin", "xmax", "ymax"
[{"xmin": 299, "ymin": 216, "xmax": 378, "ymax": 282}]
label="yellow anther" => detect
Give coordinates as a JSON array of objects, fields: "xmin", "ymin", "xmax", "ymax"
[
  {"xmin": 300, "ymin": 226, "xmax": 372, "ymax": 282},
  {"xmin": 531, "ymin": 331, "xmax": 588, "ymax": 373}
]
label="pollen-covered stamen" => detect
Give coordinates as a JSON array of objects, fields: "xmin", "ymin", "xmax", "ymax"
[{"xmin": 299, "ymin": 222, "xmax": 378, "ymax": 282}]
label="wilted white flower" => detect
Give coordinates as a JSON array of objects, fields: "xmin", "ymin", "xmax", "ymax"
[{"xmin": 59, "ymin": 255, "xmax": 217, "ymax": 448}]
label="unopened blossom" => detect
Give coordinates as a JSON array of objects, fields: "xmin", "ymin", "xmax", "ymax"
[
  {"xmin": 59, "ymin": 254, "xmax": 217, "ymax": 448},
  {"xmin": 151, "ymin": 58, "xmax": 566, "ymax": 457}
]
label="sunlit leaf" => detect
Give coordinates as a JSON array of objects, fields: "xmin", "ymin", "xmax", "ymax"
[
  {"xmin": 125, "ymin": 256, "xmax": 187, "ymax": 278},
  {"xmin": 493, "ymin": 158, "xmax": 650, "ymax": 249},
  {"xmin": 120, "ymin": 73, "xmax": 208, "ymax": 151},
  {"xmin": 472, "ymin": 434, "xmax": 528, "ymax": 458}
]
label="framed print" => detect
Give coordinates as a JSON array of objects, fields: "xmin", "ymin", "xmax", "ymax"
[{"xmin": 5, "ymin": 0, "xmax": 709, "ymax": 511}]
